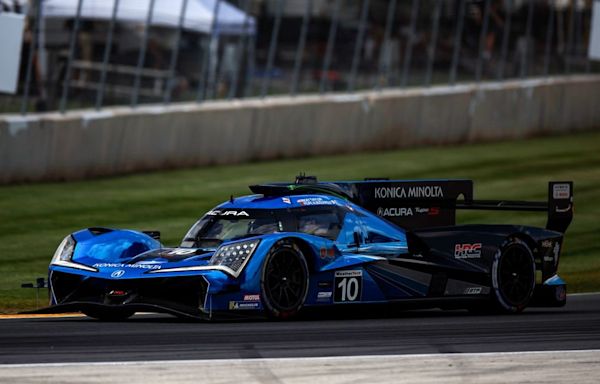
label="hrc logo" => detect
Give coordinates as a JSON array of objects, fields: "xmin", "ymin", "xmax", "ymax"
[{"xmin": 454, "ymin": 243, "xmax": 482, "ymax": 259}]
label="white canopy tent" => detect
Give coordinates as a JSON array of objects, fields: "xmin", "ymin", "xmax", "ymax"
[{"xmin": 38, "ymin": 0, "xmax": 255, "ymax": 35}]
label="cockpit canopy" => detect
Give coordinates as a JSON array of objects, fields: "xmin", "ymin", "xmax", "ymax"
[
  {"xmin": 180, "ymin": 206, "xmax": 344, "ymax": 248},
  {"xmin": 180, "ymin": 194, "xmax": 407, "ymax": 252}
]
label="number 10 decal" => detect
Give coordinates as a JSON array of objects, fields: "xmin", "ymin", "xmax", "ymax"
[{"xmin": 334, "ymin": 270, "xmax": 362, "ymax": 302}]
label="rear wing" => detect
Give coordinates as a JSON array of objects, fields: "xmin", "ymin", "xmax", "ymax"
[
  {"xmin": 249, "ymin": 177, "xmax": 573, "ymax": 233},
  {"xmin": 456, "ymin": 181, "xmax": 573, "ymax": 233}
]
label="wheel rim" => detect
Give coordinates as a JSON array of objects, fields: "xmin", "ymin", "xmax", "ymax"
[
  {"xmin": 264, "ymin": 250, "xmax": 307, "ymax": 311},
  {"xmin": 498, "ymin": 245, "xmax": 534, "ymax": 307}
]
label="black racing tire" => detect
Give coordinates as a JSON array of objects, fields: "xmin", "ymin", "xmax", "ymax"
[
  {"xmin": 83, "ymin": 309, "xmax": 135, "ymax": 321},
  {"xmin": 260, "ymin": 240, "xmax": 309, "ymax": 320},
  {"xmin": 491, "ymin": 239, "xmax": 536, "ymax": 313}
]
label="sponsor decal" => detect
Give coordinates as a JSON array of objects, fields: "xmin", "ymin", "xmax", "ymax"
[
  {"xmin": 243, "ymin": 294, "xmax": 260, "ymax": 301},
  {"xmin": 296, "ymin": 197, "xmax": 337, "ymax": 206},
  {"xmin": 334, "ymin": 270, "xmax": 362, "ymax": 278},
  {"xmin": 541, "ymin": 240, "xmax": 553, "ymax": 248},
  {"xmin": 317, "ymin": 291, "xmax": 333, "ymax": 302},
  {"xmin": 553, "ymin": 183, "xmax": 570, "ymax": 199},
  {"xmin": 229, "ymin": 301, "xmax": 261, "ymax": 310},
  {"xmin": 374, "ymin": 186, "xmax": 444, "ymax": 199},
  {"xmin": 206, "ymin": 210, "xmax": 249, "ymax": 217},
  {"xmin": 282, "ymin": 197, "xmax": 291, "ymax": 204},
  {"xmin": 415, "ymin": 206, "xmax": 440, "ymax": 216},
  {"xmin": 464, "ymin": 287, "xmax": 483, "ymax": 295},
  {"xmin": 377, "ymin": 207, "xmax": 413, "ymax": 217},
  {"xmin": 454, "ymin": 243, "xmax": 482, "ymax": 259},
  {"xmin": 110, "ymin": 270, "xmax": 125, "ymax": 278},
  {"xmin": 167, "ymin": 248, "xmax": 197, "ymax": 256},
  {"xmin": 317, "ymin": 281, "xmax": 332, "ymax": 288},
  {"xmin": 334, "ymin": 270, "xmax": 362, "ymax": 302},
  {"xmin": 377, "ymin": 206, "xmax": 441, "ymax": 217},
  {"xmin": 108, "ymin": 290, "xmax": 128, "ymax": 297},
  {"xmin": 93, "ymin": 263, "xmax": 162, "ymax": 270}
]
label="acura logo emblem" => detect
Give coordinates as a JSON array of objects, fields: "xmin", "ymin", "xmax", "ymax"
[{"xmin": 111, "ymin": 270, "xmax": 125, "ymax": 278}]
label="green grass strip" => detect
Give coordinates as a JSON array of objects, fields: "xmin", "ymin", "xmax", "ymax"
[{"xmin": 1, "ymin": 131, "xmax": 599, "ymax": 313}]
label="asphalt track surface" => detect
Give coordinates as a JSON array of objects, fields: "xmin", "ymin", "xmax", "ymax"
[{"xmin": 1, "ymin": 293, "xmax": 599, "ymax": 365}]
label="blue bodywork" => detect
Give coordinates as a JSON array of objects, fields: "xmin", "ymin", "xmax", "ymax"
[
  {"xmin": 45, "ymin": 183, "xmax": 568, "ymax": 319},
  {"xmin": 48, "ymin": 194, "xmax": 413, "ymax": 318}
]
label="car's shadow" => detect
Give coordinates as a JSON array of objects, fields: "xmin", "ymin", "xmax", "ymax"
[{"xmin": 58, "ymin": 303, "xmax": 571, "ymax": 324}]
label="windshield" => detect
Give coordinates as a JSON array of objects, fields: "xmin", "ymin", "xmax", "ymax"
[
  {"xmin": 181, "ymin": 206, "xmax": 346, "ymax": 248},
  {"xmin": 181, "ymin": 210, "xmax": 282, "ymax": 248}
]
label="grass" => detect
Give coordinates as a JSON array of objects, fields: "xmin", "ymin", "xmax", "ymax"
[{"xmin": 1, "ymin": 131, "xmax": 599, "ymax": 313}]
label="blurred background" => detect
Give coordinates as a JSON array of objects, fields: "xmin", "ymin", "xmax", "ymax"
[{"xmin": 0, "ymin": 0, "xmax": 598, "ymax": 113}]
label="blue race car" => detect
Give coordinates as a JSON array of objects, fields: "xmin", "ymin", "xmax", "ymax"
[{"xmin": 36, "ymin": 176, "xmax": 573, "ymax": 320}]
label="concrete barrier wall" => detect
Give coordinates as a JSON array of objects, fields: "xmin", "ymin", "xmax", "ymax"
[{"xmin": 1, "ymin": 75, "xmax": 600, "ymax": 184}]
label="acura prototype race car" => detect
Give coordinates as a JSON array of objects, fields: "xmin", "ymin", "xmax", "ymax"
[{"xmin": 32, "ymin": 176, "xmax": 573, "ymax": 320}]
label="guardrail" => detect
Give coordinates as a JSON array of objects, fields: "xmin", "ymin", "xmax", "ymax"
[{"xmin": 1, "ymin": 74, "xmax": 599, "ymax": 184}]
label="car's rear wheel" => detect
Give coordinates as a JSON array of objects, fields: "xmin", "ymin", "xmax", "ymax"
[
  {"xmin": 83, "ymin": 309, "xmax": 135, "ymax": 321},
  {"xmin": 261, "ymin": 240, "xmax": 309, "ymax": 319},
  {"xmin": 491, "ymin": 240, "xmax": 536, "ymax": 313}
]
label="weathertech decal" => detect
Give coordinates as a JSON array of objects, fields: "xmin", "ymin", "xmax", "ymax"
[
  {"xmin": 374, "ymin": 186, "xmax": 444, "ymax": 199},
  {"xmin": 454, "ymin": 243, "xmax": 482, "ymax": 259},
  {"xmin": 334, "ymin": 270, "xmax": 362, "ymax": 278},
  {"xmin": 334, "ymin": 270, "xmax": 363, "ymax": 303}
]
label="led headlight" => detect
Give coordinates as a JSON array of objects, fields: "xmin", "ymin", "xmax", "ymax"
[
  {"xmin": 50, "ymin": 235, "xmax": 97, "ymax": 272},
  {"xmin": 51, "ymin": 236, "xmax": 76, "ymax": 264},
  {"xmin": 149, "ymin": 239, "xmax": 261, "ymax": 277},
  {"xmin": 209, "ymin": 239, "xmax": 260, "ymax": 277}
]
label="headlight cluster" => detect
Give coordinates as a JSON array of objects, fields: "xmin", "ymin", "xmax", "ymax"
[
  {"xmin": 209, "ymin": 239, "xmax": 260, "ymax": 276},
  {"xmin": 50, "ymin": 235, "xmax": 97, "ymax": 272},
  {"xmin": 51, "ymin": 236, "xmax": 76, "ymax": 264}
]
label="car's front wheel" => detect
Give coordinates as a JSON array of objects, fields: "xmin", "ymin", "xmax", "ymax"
[{"xmin": 261, "ymin": 240, "xmax": 309, "ymax": 319}]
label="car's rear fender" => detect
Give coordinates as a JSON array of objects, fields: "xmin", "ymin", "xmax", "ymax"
[{"xmin": 412, "ymin": 224, "xmax": 565, "ymax": 280}]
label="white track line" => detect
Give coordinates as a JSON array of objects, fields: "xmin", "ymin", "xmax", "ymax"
[
  {"xmin": 568, "ymin": 292, "xmax": 600, "ymax": 296},
  {"xmin": 3, "ymin": 349, "xmax": 600, "ymax": 368}
]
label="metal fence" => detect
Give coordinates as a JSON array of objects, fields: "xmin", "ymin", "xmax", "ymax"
[{"xmin": 2, "ymin": 0, "xmax": 598, "ymax": 115}]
